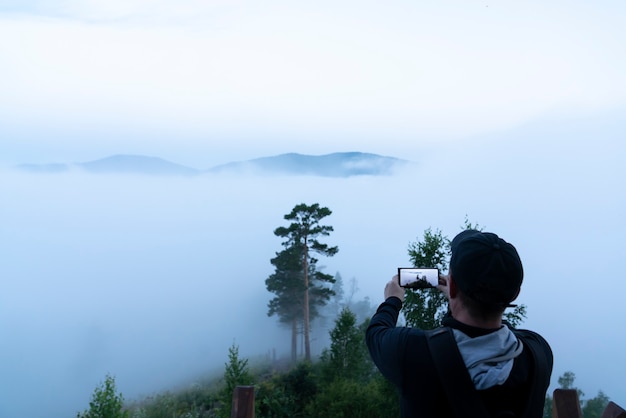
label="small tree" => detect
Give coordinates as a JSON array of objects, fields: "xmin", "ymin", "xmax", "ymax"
[
  {"xmin": 223, "ymin": 343, "xmax": 253, "ymax": 396},
  {"xmin": 582, "ymin": 390, "xmax": 610, "ymax": 418},
  {"xmin": 557, "ymin": 371, "xmax": 585, "ymax": 411},
  {"xmin": 77, "ymin": 374, "xmax": 128, "ymax": 418},
  {"xmin": 320, "ymin": 307, "xmax": 371, "ymax": 382},
  {"xmin": 558, "ymin": 370, "xmax": 584, "ymax": 401},
  {"xmin": 404, "ymin": 227, "xmax": 450, "ymax": 329},
  {"xmin": 218, "ymin": 343, "xmax": 253, "ymax": 418}
]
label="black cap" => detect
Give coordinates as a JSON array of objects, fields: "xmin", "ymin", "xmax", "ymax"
[{"xmin": 449, "ymin": 230, "xmax": 523, "ymax": 308}]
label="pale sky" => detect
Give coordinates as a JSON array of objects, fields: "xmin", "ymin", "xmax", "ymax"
[{"xmin": 2, "ymin": 0, "xmax": 625, "ymax": 167}]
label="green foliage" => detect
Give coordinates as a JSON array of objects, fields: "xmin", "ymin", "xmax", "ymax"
[
  {"xmin": 256, "ymin": 359, "xmax": 400, "ymax": 418},
  {"xmin": 319, "ymin": 308, "xmax": 372, "ymax": 383},
  {"xmin": 275, "ymin": 203, "xmax": 338, "ymax": 255},
  {"xmin": 558, "ymin": 371, "xmax": 577, "ymax": 390},
  {"xmin": 217, "ymin": 343, "xmax": 253, "ymax": 418},
  {"xmin": 256, "ymin": 379, "xmax": 298, "ymax": 418},
  {"xmin": 582, "ymin": 391, "xmax": 610, "ymax": 418},
  {"xmin": 504, "ymin": 304, "xmax": 527, "ymax": 328},
  {"xmin": 124, "ymin": 371, "xmax": 224, "ymax": 418},
  {"xmin": 278, "ymin": 362, "xmax": 319, "ymax": 409},
  {"xmin": 266, "ymin": 245, "xmax": 305, "ymax": 324},
  {"xmin": 370, "ymin": 374, "xmax": 402, "ymax": 417},
  {"xmin": 268, "ymin": 202, "xmax": 338, "ymax": 361},
  {"xmin": 330, "ymin": 272, "xmax": 345, "ymax": 311},
  {"xmin": 404, "ymin": 227, "xmax": 450, "ymax": 328},
  {"xmin": 543, "ymin": 392, "xmax": 553, "ymax": 418},
  {"xmin": 558, "ymin": 370, "xmax": 584, "ymax": 405},
  {"xmin": 77, "ymin": 373, "xmax": 129, "ymax": 418},
  {"xmin": 304, "ymin": 377, "xmax": 397, "ymax": 418},
  {"xmin": 461, "ymin": 215, "xmax": 483, "ymax": 232},
  {"xmin": 546, "ymin": 371, "xmax": 612, "ymax": 418},
  {"xmin": 256, "ymin": 361, "xmax": 319, "ymax": 417}
]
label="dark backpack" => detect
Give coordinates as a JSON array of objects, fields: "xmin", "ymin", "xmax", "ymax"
[{"xmin": 425, "ymin": 327, "xmax": 551, "ymax": 418}]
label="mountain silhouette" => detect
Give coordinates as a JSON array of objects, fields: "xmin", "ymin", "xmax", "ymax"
[
  {"xmin": 16, "ymin": 152, "xmax": 409, "ymax": 177},
  {"xmin": 81, "ymin": 155, "xmax": 199, "ymax": 176},
  {"xmin": 17, "ymin": 155, "xmax": 199, "ymax": 176},
  {"xmin": 206, "ymin": 152, "xmax": 407, "ymax": 177}
]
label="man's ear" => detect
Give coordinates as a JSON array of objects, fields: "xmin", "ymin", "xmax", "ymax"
[{"xmin": 449, "ymin": 274, "xmax": 458, "ymax": 299}]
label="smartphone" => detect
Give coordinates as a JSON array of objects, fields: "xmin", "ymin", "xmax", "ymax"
[{"xmin": 398, "ymin": 267, "xmax": 440, "ymax": 289}]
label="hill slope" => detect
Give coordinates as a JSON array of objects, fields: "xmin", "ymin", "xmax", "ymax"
[
  {"xmin": 16, "ymin": 152, "xmax": 409, "ymax": 177},
  {"xmin": 206, "ymin": 152, "xmax": 407, "ymax": 177}
]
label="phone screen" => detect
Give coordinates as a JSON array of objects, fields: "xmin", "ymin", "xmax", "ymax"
[{"xmin": 398, "ymin": 268, "xmax": 439, "ymax": 289}]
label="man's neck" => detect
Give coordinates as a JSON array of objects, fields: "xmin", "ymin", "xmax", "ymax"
[{"xmin": 452, "ymin": 310, "xmax": 502, "ymax": 330}]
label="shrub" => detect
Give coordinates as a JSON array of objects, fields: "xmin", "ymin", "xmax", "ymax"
[
  {"xmin": 77, "ymin": 373, "xmax": 129, "ymax": 418},
  {"xmin": 305, "ymin": 376, "xmax": 397, "ymax": 418}
]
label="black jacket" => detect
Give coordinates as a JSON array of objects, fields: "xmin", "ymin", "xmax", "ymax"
[{"xmin": 365, "ymin": 297, "xmax": 553, "ymax": 418}]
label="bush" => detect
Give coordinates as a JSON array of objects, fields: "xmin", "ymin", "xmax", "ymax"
[
  {"xmin": 77, "ymin": 374, "xmax": 129, "ymax": 418},
  {"xmin": 305, "ymin": 376, "xmax": 399, "ymax": 418},
  {"xmin": 255, "ymin": 361, "xmax": 319, "ymax": 417}
]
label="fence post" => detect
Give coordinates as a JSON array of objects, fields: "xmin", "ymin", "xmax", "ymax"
[
  {"xmin": 553, "ymin": 389, "xmax": 582, "ymax": 418},
  {"xmin": 231, "ymin": 385, "xmax": 255, "ymax": 418},
  {"xmin": 602, "ymin": 401, "xmax": 626, "ymax": 418}
]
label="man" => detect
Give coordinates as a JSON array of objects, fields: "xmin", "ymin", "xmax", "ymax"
[{"xmin": 366, "ymin": 230, "xmax": 553, "ymax": 417}]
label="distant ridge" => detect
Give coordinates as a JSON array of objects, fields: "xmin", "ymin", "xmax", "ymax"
[
  {"xmin": 17, "ymin": 155, "xmax": 200, "ymax": 176},
  {"xmin": 17, "ymin": 163, "xmax": 69, "ymax": 173},
  {"xmin": 81, "ymin": 155, "xmax": 199, "ymax": 176},
  {"xmin": 16, "ymin": 152, "xmax": 409, "ymax": 178},
  {"xmin": 207, "ymin": 152, "xmax": 407, "ymax": 177}
]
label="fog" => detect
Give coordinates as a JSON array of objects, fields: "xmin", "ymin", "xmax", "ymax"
[
  {"xmin": 1, "ymin": 119, "xmax": 625, "ymax": 416},
  {"xmin": 2, "ymin": 0, "xmax": 626, "ymax": 415}
]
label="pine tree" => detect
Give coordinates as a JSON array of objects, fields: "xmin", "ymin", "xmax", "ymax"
[
  {"xmin": 219, "ymin": 343, "xmax": 253, "ymax": 418},
  {"xmin": 268, "ymin": 203, "xmax": 338, "ymax": 361},
  {"xmin": 266, "ymin": 245, "xmax": 305, "ymax": 362},
  {"xmin": 76, "ymin": 374, "xmax": 128, "ymax": 418}
]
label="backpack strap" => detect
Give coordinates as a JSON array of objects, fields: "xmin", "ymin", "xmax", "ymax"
[
  {"xmin": 425, "ymin": 327, "xmax": 491, "ymax": 418},
  {"xmin": 515, "ymin": 330, "xmax": 553, "ymax": 418}
]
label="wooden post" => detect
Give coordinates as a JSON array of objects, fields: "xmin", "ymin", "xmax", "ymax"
[
  {"xmin": 602, "ymin": 401, "xmax": 626, "ymax": 418},
  {"xmin": 553, "ymin": 389, "xmax": 582, "ymax": 418},
  {"xmin": 231, "ymin": 385, "xmax": 255, "ymax": 418}
]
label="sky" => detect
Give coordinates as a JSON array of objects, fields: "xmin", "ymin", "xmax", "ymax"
[
  {"xmin": 1, "ymin": 0, "xmax": 626, "ymax": 416},
  {"xmin": 2, "ymin": 0, "xmax": 626, "ymax": 167}
]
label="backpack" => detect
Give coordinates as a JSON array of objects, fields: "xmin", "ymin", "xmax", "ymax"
[{"xmin": 425, "ymin": 327, "xmax": 550, "ymax": 418}]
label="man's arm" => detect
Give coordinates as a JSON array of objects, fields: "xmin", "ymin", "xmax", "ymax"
[{"xmin": 365, "ymin": 277, "xmax": 408, "ymax": 388}]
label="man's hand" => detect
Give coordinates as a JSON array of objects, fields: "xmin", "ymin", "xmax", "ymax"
[
  {"xmin": 385, "ymin": 275, "xmax": 405, "ymax": 302},
  {"xmin": 437, "ymin": 274, "xmax": 450, "ymax": 301}
]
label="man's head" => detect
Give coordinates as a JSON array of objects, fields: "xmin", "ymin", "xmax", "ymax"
[{"xmin": 449, "ymin": 230, "xmax": 523, "ymax": 312}]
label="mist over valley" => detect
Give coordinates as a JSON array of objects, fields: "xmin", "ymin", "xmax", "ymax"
[
  {"xmin": 2, "ymin": 0, "xmax": 626, "ymax": 415},
  {"xmin": 2, "ymin": 129, "xmax": 625, "ymax": 416}
]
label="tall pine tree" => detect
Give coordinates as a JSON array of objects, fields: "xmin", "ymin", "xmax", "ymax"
[
  {"xmin": 266, "ymin": 244, "xmax": 305, "ymax": 362},
  {"xmin": 267, "ymin": 203, "xmax": 338, "ymax": 361}
]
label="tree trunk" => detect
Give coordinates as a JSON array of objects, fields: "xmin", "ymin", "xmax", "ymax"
[
  {"xmin": 291, "ymin": 318, "xmax": 297, "ymax": 363},
  {"xmin": 303, "ymin": 240, "xmax": 311, "ymax": 361}
]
